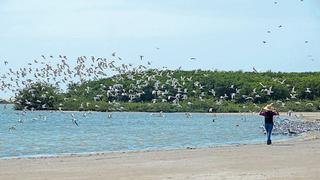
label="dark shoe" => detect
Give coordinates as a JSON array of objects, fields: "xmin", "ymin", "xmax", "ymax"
[{"xmin": 267, "ymin": 140, "xmax": 272, "ymax": 145}]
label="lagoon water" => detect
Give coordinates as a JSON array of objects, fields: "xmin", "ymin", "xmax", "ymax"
[{"xmin": 0, "ymin": 105, "xmax": 288, "ymax": 159}]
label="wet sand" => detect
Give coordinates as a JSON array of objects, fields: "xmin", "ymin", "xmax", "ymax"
[{"xmin": 1, "ymin": 112, "xmax": 320, "ymax": 180}]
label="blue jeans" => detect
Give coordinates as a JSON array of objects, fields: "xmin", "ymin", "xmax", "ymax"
[{"xmin": 265, "ymin": 123, "xmax": 273, "ymax": 141}]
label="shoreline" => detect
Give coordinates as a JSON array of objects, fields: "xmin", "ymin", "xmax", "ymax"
[
  {"xmin": 0, "ymin": 133, "xmax": 301, "ymax": 161},
  {"xmin": 1, "ymin": 132, "xmax": 319, "ymax": 179}
]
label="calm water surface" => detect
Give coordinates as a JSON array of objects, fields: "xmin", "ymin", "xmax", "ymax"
[{"xmin": 0, "ymin": 105, "xmax": 289, "ymax": 158}]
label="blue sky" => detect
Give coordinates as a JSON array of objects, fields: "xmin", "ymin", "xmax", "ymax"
[{"xmin": 0, "ymin": 0, "xmax": 319, "ymax": 73}]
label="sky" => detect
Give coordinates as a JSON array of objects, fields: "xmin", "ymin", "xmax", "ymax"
[{"xmin": 0, "ymin": 0, "xmax": 319, "ymax": 74}]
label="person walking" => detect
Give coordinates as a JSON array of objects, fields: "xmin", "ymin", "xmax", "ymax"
[{"xmin": 259, "ymin": 103, "xmax": 279, "ymax": 145}]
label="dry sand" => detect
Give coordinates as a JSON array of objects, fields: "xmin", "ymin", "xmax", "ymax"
[{"xmin": 1, "ymin": 112, "xmax": 320, "ymax": 180}]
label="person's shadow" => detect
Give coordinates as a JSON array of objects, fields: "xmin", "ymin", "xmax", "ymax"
[{"xmin": 270, "ymin": 143, "xmax": 294, "ymax": 147}]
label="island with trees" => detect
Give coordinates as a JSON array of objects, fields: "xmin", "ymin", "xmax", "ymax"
[{"xmin": 14, "ymin": 70, "xmax": 320, "ymax": 113}]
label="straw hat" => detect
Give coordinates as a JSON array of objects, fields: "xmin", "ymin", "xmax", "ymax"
[{"xmin": 263, "ymin": 103, "xmax": 275, "ymax": 111}]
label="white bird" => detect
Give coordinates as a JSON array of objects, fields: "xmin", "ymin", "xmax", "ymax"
[
  {"xmin": 252, "ymin": 88, "xmax": 257, "ymax": 94},
  {"xmin": 279, "ymin": 79, "xmax": 286, "ymax": 84},
  {"xmin": 305, "ymin": 103, "xmax": 313, "ymax": 107},
  {"xmin": 290, "ymin": 94, "xmax": 297, "ymax": 99},
  {"xmin": 72, "ymin": 118, "xmax": 79, "ymax": 126},
  {"xmin": 305, "ymin": 88, "xmax": 312, "ymax": 93},
  {"xmin": 266, "ymin": 86, "xmax": 273, "ymax": 96},
  {"xmin": 209, "ymin": 89, "xmax": 216, "ymax": 96},
  {"xmin": 231, "ymin": 93, "xmax": 236, "ymax": 100},
  {"xmin": 107, "ymin": 113, "xmax": 112, "ymax": 118},
  {"xmin": 259, "ymin": 82, "xmax": 266, "ymax": 88}
]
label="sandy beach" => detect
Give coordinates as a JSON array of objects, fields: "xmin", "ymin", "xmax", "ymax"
[{"xmin": 1, "ymin": 112, "xmax": 320, "ymax": 180}]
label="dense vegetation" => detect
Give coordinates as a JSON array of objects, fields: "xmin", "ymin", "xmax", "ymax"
[{"xmin": 14, "ymin": 70, "xmax": 320, "ymax": 112}]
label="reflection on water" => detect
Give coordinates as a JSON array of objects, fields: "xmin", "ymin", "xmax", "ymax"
[{"xmin": 0, "ymin": 104, "xmax": 288, "ymax": 158}]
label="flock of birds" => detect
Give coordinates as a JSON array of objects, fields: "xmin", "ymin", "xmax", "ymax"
[
  {"xmin": 1, "ymin": 54, "xmax": 317, "ymax": 113},
  {"xmin": 261, "ymin": 0, "xmax": 315, "ymax": 62},
  {"xmin": 0, "ymin": 51, "xmax": 318, "ymax": 131},
  {"xmin": 267, "ymin": 116, "xmax": 320, "ymax": 135}
]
